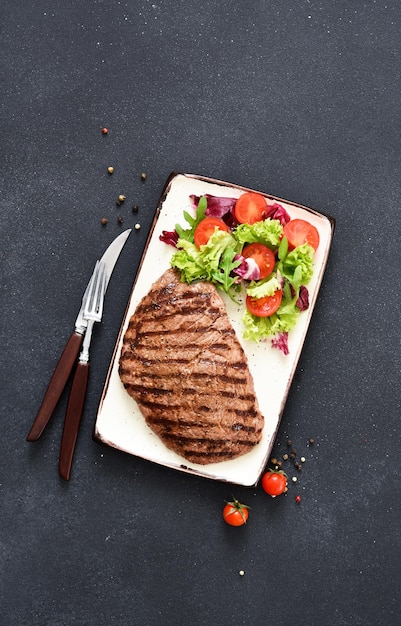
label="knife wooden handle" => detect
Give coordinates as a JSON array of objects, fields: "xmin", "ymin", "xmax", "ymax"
[
  {"xmin": 59, "ymin": 361, "xmax": 90, "ymax": 481},
  {"xmin": 26, "ymin": 332, "xmax": 84, "ymax": 442}
]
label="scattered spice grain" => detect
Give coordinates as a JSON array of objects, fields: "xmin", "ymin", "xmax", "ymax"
[{"xmin": 101, "ymin": 217, "xmax": 108, "ymax": 225}]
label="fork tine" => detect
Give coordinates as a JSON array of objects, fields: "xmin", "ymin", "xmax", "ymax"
[
  {"xmin": 94, "ymin": 263, "xmax": 106, "ymax": 318},
  {"xmin": 84, "ymin": 261, "xmax": 106, "ymax": 321},
  {"xmin": 84, "ymin": 261, "xmax": 100, "ymax": 312}
]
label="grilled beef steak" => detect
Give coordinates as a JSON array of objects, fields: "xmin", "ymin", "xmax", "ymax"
[{"xmin": 119, "ymin": 268, "xmax": 264, "ymax": 464}]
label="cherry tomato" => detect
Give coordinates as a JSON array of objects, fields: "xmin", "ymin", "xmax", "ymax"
[
  {"xmin": 242, "ymin": 243, "xmax": 276, "ymax": 279},
  {"xmin": 245, "ymin": 290, "xmax": 283, "ymax": 318},
  {"xmin": 283, "ymin": 219, "xmax": 320, "ymax": 251},
  {"xmin": 261, "ymin": 470, "xmax": 288, "ymax": 497},
  {"xmin": 222, "ymin": 498, "xmax": 249, "ymax": 526},
  {"xmin": 234, "ymin": 192, "xmax": 268, "ymax": 225},
  {"xmin": 193, "ymin": 217, "xmax": 230, "ymax": 248}
]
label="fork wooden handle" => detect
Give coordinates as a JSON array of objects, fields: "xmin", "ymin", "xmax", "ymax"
[
  {"xmin": 59, "ymin": 361, "xmax": 90, "ymax": 480},
  {"xmin": 26, "ymin": 332, "xmax": 84, "ymax": 442}
]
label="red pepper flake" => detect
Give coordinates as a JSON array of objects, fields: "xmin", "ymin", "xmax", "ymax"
[
  {"xmin": 295, "ymin": 495, "xmax": 301, "ymax": 504},
  {"xmin": 101, "ymin": 127, "xmax": 108, "ymax": 134}
]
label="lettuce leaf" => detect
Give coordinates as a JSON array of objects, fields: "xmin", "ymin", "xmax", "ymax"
[
  {"xmin": 278, "ymin": 243, "xmax": 314, "ymax": 288},
  {"xmin": 246, "ymin": 275, "xmax": 282, "ymax": 299},
  {"xmin": 234, "ymin": 219, "xmax": 283, "ymax": 248},
  {"xmin": 171, "ymin": 230, "xmax": 240, "ymax": 295},
  {"xmin": 242, "ymin": 295, "xmax": 301, "ymax": 341}
]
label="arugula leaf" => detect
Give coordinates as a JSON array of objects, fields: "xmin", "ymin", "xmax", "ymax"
[
  {"xmin": 175, "ymin": 196, "xmax": 207, "ymax": 241},
  {"xmin": 170, "ymin": 230, "xmax": 239, "ymax": 296},
  {"xmin": 211, "ymin": 246, "xmax": 242, "ymax": 296}
]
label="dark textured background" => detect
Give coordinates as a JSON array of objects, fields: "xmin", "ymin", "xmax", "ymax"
[{"xmin": 2, "ymin": 1, "xmax": 400, "ymax": 625}]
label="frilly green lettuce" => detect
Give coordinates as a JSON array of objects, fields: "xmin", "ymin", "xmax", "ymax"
[
  {"xmin": 234, "ymin": 219, "xmax": 283, "ymax": 248},
  {"xmin": 171, "ymin": 230, "xmax": 239, "ymax": 289},
  {"xmin": 278, "ymin": 243, "xmax": 314, "ymax": 288}
]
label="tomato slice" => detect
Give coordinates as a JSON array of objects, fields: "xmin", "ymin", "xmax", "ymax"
[
  {"xmin": 234, "ymin": 192, "xmax": 267, "ymax": 225},
  {"xmin": 283, "ymin": 219, "xmax": 320, "ymax": 251},
  {"xmin": 242, "ymin": 243, "xmax": 276, "ymax": 280},
  {"xmin": 193, "ymin": 217, "xmax": 230, "ymax": 248},
  {"xmin": 246, "ymin": 290, "xmax": 283, "ymax": 318}
]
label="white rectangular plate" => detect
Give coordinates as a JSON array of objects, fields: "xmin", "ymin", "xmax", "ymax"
[{"xmin": 94, "ymin": 173, "xmax": 335, "ymax": 486}]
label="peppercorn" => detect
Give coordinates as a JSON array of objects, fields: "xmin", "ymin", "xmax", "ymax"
[
  {"xmin": 282, "ymin": 453, "xmax": 289, "ymax": 461},
  {"xmin": 117, "ymin": 216, "xmax": 123, "ymax": 224},
  {"xmin": 300, "ymin": 456, "xmax": 306, "ymax": 463},
  {"xmin": 308, "ymin": 438, "xmax": 315, "ymax": 445},
  {"xmin": 101, "ymin": 217, "xmax": 108, "ymax": 225},
  {"xmin": 118, "ymin": 194, "xmax": 126, "ymax": 203},
  {"xmin": 287, "ymin": 440, "xmax": 292, "ymax": 447},
  {"xmin": 140, "ymin": 172, "xmax": 147, "ymax": 181},
  {"xmin": 132, "ymin": 205, "xmax": 139, "ymax": 213},
  {"xmin": 101, "ymin": 127, "xmax": 108, "ymax": 134},
  {"xmin": 134, "ymin": 223, "xmax": 141, "ymax": 230},
  {"xmin": 107, "ymin": 166, "xmax": 114, "ymax": 174}
]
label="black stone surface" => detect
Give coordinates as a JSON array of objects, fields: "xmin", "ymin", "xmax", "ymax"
[{"xmin": 2, "ymin": 2, "xmax": 400, "ymax": 625}]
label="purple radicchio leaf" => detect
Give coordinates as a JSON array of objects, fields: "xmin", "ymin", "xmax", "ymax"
[
  {"xmin": 232, "ymin": 255, "xmax": 261, "ymax": 281},
  {"xmin": 264, "ymin": 202, "xmax": 291, "ymax": 225},
  {"xmin": 159, "ymin": 229, "xmax": 179, "ymax": 247},
  {"xmin": 271, "ymin": 332, "xmax": 290, "ymax": 355},
  {"xmin": 190, "ymin": 193, "xmax": 238, "ymax": 228},
  {"xmin": 296, "ymin": 285, "xmax": 309, "ymax": 311},
  {"xmin": 190, "ymin": 194, "xmax": 236, "ymax": 218}
]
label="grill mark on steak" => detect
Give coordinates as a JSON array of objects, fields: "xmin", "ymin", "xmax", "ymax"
[{"xmin": 119, "ymin": 268, "xmax": 264, "ymax": 465}]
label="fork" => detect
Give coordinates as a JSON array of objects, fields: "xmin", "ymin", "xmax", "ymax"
[{"xmin": 59, "ymin": 261, "xmax": 107, "ymax": 480}]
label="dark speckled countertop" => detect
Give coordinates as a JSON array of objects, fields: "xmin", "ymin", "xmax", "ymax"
[{"xmin": 2, "ymin": 2, "xmax": 400, "ymax": 624}]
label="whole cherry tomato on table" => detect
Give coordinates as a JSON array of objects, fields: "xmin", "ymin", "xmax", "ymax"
[
  {"xmin": 261, "ymin": 470, "xmax": 288, "ymax": 497},
  {"xmin": 222, "ymin": 498, "xmax": 249, "ymax": 526}
]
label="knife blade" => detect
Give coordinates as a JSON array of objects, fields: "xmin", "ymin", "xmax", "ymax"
[{"xmin": 26, "ymin": 229, "xmax": 131, "ymax": 442}]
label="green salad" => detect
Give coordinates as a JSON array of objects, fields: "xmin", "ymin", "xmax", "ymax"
[{"xmin": 159, "ymin": 192, "xmax": 319, "ymax": 354}]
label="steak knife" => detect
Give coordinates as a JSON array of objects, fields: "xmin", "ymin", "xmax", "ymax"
[{"xmin": 26, "ymin": 229, "xmax": 131, "ymax": 442}]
